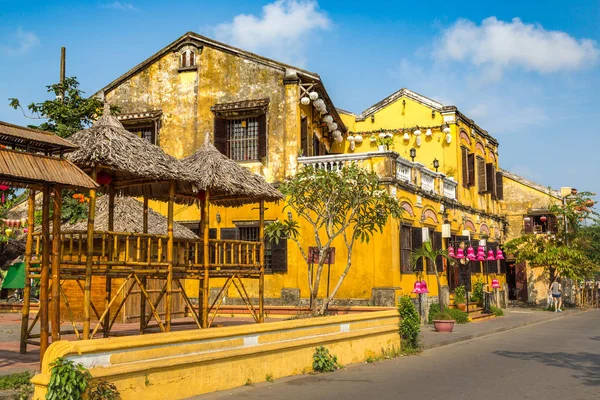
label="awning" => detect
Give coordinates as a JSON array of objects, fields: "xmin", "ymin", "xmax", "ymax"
[{"xmin": 1, "ymin": 262, "xmax": 25, "ymax": 289}]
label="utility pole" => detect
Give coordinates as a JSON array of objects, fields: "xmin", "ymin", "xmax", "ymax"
[{"xmin": 59, "ymin": 47, "xmax": 66, "ymax": 103}]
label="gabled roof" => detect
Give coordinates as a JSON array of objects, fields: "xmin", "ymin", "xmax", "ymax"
[
  {"xmin": 500, "ymin": 168, "xmax": 562, "ymax": 200},
  {"xmin": 0, "ymin": 120, "xmax": 79, "ymax": 154}
]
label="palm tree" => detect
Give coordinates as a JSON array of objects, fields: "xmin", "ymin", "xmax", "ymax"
[{"xmin": 410, "ymin": 239, "xmax": 450, "ymax": 310}]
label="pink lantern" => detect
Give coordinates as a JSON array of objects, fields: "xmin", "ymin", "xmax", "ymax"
[
  {"xmin": 491, "ymin": 279, "xmax": 501, "ymax": 289},
  {"xmin": 412, "ymin": 281, "xmax": 423, "ymax": 294},
  {"xmin": 456, "ymin": 247, "xmax": 465, "ymax": 259},
  {"xmin": 486, "ymin": 250, "xmax": 496, "ymax": 261},
  {"xmin": 0, "ymin": 184, "xmax": 9, "ymax": 203},
  {"xmin": 23, "ymin": 228, "xmax": 28, "ymax": 234},
  {"xmin": 420, "ymin": 280, "xmax": 429, "ymax": 294},
  {"xmin": 448, "ymin": 246, "xmax": 456, "ymax": 258},
  {"xmin": 495, "ymin": 248, "xmax": 505, "ymax": 260},
  {"xmin": 476, "ymin": 246, "xmax": 486, "ymax": 261},
  {"xmin": 467, "ymin": 246, "xmax": 476, "ymax": 261}
]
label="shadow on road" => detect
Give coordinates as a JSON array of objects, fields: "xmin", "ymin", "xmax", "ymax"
[{"xmin": 494, "ymin": 350, "xmax": 600, "ymax": 386}]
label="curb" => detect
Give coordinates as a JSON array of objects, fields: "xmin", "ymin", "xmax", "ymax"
[{"xmin": 423, "ymin": 309, "xmax": 588, "ymax": 350}]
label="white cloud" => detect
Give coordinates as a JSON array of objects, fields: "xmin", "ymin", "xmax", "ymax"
[
  {"xmin": 213, "ymin": 0, "xmax": 330, "ymax": 66},
  {"xmin": 1, "ymin": 28, "xmax": 40, "ymax": 55},
  {"xmin": 105, "ymin": 2, "xmax": 138, "ymax": 11},
  {"xmin": 436, "ymin": 17, "xmax": 599, "ymax": 76}
]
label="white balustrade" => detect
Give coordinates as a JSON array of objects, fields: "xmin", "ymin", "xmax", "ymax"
[
  {"xmin": 443, "ymin": 178, "xmax": 458, "ymax": 200},
  {"xmin": 396, "ymin": 158, "xmax": 412, "ymax": 183},
  {"xmin": 420, "ymin": 169, "xmax": 436, "ymax": 193}
]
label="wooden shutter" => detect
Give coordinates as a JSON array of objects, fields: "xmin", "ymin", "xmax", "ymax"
[
  {"xmin": 433, "ymin": 232, "xmax": 443, "ymax": 272},
  {"xmin": 401, "ymin": 225, "xmax": 412, "ymax": 273},
  {"xmin": 411, "ymin": 227, "xmax": 423, "ymax": 271},
  {"xmin": 300, "ymin": 116, "xmax": 308, "ymax": 157},
  {"xmin": 486, "ymin": 163, "xmax": 497, "ymax": 197},
  {"xmin": 524, "ymin": 216, "xmax": 534, "ymax": 233},
  {"xmin": 220, "ymin": 228, "xmax": 238, "ymax": 240},
  {"xmin": 214, "ymin": 117, "xmax": 228, "ymax": 155},
  {"xmin": 258, "ymin": 113, "xmax": 267, "ymax": 160},
  {"xmin": 461, "ymin": 147, "xmax": 469, "ymax": 188},
  {"xmin": 270, "ymin": 239, "xmax": 288, "ymax": 273},
  {"xmin": 477, "ymin": 157, "xmax": 487, "ymax": 194},
  {"xmin": 548, "ymin": 215, "xmax": 557, "ymax": 233},
  {"xmin": 495, "ymin": 171, "xmax": 504, "ymax": 200},
  {"xmin": 500, "ymin": 257, "xmax": 507, "ymax": 274},
  {"xmin": 468, "ymin": 153, "xmax": 475, "ymax": 187}
]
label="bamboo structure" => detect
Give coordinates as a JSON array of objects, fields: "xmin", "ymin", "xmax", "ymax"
[{"xmin": 16, "ymin": 111, "xmax": 283, "ymax": 362}]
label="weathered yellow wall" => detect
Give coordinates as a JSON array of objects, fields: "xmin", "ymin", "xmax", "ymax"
[{"xmin": 32, "ymin": 310, "xmax": 400, "ymax": 400}]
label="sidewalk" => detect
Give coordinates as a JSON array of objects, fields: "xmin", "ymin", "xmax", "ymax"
[{"xmin": 421, "ymin": 307, "xmax": 583, "ymax": 349}]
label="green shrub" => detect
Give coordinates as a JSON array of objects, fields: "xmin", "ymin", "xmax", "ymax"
[
  {"xmin": 47, "ymin": 357, "xmax": 92, "ymax": 400},
  {"xmin": 447, "ymin": 308, "xmax": 469, "ymax": 324},
  {"xmin": 89, "ymin": 379, "xmax": 120, "ymax": 400},
  {"xmin": 428, "ymin": 303, "xmax": 441, "ymax": 324},
  {"xmin": 490, "ymin": 306, "xmax": 504, "ymax": 316},
  {"xmin": 471, "ymin": 280, "xmax": 484, "ymax": 304},
  {"xmin": 398, "ymin": 295, "xmax": 420, "ymax": 351},
  {"xmin": 432, "ymin": 311, "xmax": 453, "ymax": 320},
  {"xmin": 312, "ymin": 346, "xmax": 339, "ymax": 372},
  {"xmin": 0, "ymin": 371, "xmax": 33, "ymax": 399},
  {"xmin": 454, "ymin": 285, "xmax": 466, "ymax": 304}
]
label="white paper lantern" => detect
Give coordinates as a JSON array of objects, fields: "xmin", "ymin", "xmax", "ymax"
[
  {"xmin": 347, "ymin": 135, "xmax": 355, "ymax": 142},
  {"xmin": 355, "ymin": 135, "xmax": 363, "ymax": 144},
  {"xmin": 443, "ymin": 125, "xmax": 451, "ymax": 134},
  {"xmin": 323, "ymin": 115, "xmax": 333, "ymax": 124},
  {"xmin": 332, "ymin": 130, "xmax": 341, "ymax": 138},
  {"xmin": 446, "ymin": 133, "xmax": 452, "ymax": 143},
  {"xmin": 314, "ymin": 99, "xmax": 325, "ymax": 109},
  {"xmin": 414, "ymin": 129, "xmax": 421, "ymax": 136},
  {"xmin": 415, "ymin": 136, "xmax": 422, "ymax": 147},
  {"xmin": 309, "ymin": 91, "xmax": 319, "ymax": 101},
  {"xmin": 426, "ymin": 129, "xmax": 432, "ymax": 137},
  {"xmin": 379, "ymin": 132, "xmax": 386, "ymax": 139},
  {"xmin": 334, "ymin": 135, "xmax": 343, "ymax": 143},
  {"xmin": 384, "ymin": 133, "xmax": 393, "ymax": 139},
  {"xmin": 300, "ymin": 97, "xmax": 310, "ymax": 105},
  {"xmin": 403, "ymin": 132, "xmax": 410, "ymax": 141},
  {"xmin": 330, "ymin": 122, "xmax": 338, "ymax": 130},
  {"xmin": 349, "ymin": 141, "xmax": 356, "ymax": 151}
]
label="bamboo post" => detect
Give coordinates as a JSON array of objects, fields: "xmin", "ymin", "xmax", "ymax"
[
  {"xmin": 20, "ymin": 190, "xmax": 36, "ymax": 354},
  {"xmin": 39, "ymin": 186, "xmax": 51, "ymax": 360},
  {"xmin": 83, "ymin": 168, "xmax": 97, "ymax": 340},
  {"xmin": 51, "ymin": 187, "xmax": 62, "ymax": 342},
  {"xmin": 165, "ymin": 181, "xmax": 175, "ymax": 331},
  {"xmin": 259, "ymin": 200, "xmax": 265, "ymax": 323},
  {"xmin": 103, "ymin": 186, "xmax": 115, "ymax": 338},
  {"xmin": 201, "ymin": 192, "xmax": 210, "ymax": 328},
  {"xmin": 140, "ymin": 196, "xmax": 148, "ymax": 333}
]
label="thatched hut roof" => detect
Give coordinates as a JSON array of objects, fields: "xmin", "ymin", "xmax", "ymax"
[
  {"xmin": 66, "ymin": 108, "xmax": 196, "ymax": 203},
  {"xmin": 180, "ymin": 135, "xmax": 283, "ymax": 207},
  {"xmin": 64, "ymin": 196, "xmax": 197, "ymax": 239}
]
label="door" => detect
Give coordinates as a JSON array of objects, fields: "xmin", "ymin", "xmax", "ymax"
[{"xmin": 515, "ymin": 262, "xmax": 528, "ymax": 302}]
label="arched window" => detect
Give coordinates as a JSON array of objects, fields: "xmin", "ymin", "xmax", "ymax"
[{"xmin": 180, "ymin": 50, "xmax": 195, "ymax": 69}]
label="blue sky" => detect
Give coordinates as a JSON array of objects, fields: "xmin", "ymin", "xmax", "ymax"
[{"xmin": 1, "ymin": 0, "xmax": 599, "ymax": 199}]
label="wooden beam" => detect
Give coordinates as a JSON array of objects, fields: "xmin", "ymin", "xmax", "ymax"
[
  {"xmin": 83, "ymin": 168, "xmax": 97, "ymax": 340},
  {"xmin": 165, "ymin": 180, "xmax": 175, "ymax": 331},
  {"xmin": 201, "ymin": 192, "xmax": 211, "ymax": 328},
  {"xmin": 104, "ymin": 187, "xmax": 115, "ymax": 338},
  {"xmin": 20, "ymin": 189, "xmax": 36, "ymax": 354},
  {"xmin": 51, "ymin": 187, "xmax": 62, "ymax": 342},
  {"xmin": 259, "ymin": 200, "xmax": 265, "ymax": 323},
  {"xmin": 39, "ymin": 186, "xmax": 51, "ymax": 362}
]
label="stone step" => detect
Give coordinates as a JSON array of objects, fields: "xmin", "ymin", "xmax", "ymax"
[{"xmin": 469, "ymin": 312, "xmax": 495, "ymax": 322}]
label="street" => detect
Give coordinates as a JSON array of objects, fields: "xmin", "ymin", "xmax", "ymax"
[{"xmin": 196, "ymin": 310, "xmax": 599, "ymax": 400}]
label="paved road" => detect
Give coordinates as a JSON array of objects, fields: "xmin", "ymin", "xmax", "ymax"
[{"xmin": 196, "ymin": 310, "xmax": 600, "ymax": 400}]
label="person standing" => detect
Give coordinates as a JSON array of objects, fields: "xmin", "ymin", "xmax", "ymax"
[{"xmin": 550, "ymin": 278, "xmax": 562, "ymax": 312}]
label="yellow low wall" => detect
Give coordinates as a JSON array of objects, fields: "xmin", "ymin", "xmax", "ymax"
[{"xmin": 32, "ymin": 310, "xmax": 400, "ymax": 400}]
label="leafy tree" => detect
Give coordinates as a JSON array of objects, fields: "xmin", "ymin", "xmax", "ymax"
[
  {"xmin": 8, "ymin": 76, "xmax": 114, "ymax": 138},
  {"xmin": 504, "ymin": 191, "xmax": 599, "ymax": 282},
  {"xmin": 265, "ymin": 163, "xmax": 403, "ymax": 315},
  {"xmin": 409, "ymin": 240, "xmax": 450, "ymax": 309}
]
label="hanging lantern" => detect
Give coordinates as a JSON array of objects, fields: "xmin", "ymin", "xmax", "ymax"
[
  {"xmin": 96, "ymin": 171, "xmax": 113, "ymax": 186},
  {"xmin": 329, "ymin": 122, "xmax": 338, "ymax": 131},
  {"xmin": 495, "ymin": 248, "xmax": 505, "ymax": 260},
  {"xmin": 414, "ymin": 128, "xmax": 421, "ymax": 136},
  {"xmin": 476, "ymin": 246, "xmax": 486, "ymax": 261},
  {"xmin": 486, "ymin": 250, "xmax": 496, "ymax": 261},
  {"xmin": 349, "ymin": 141, "xmax": 356, "ymax": 151},
  {"xmin": 415, "ymin": 136, "xmax": 422, "ymax": 147},
  {"xmin": 456, "ymin": 247, "xmax": 465, "ymax": 259},
  {"xmin": 334, "ymin": 135, "xmax": 343, "ymax": 144},
  {"xmin": 448, "ymin": 246, "xmax": 456, "ymax": 258},
  {"xmin": 491, "ymin": 279, "xmax": 501, "ymax": 289},
  {"xmin": 540, "ymin": 215, "xmax": 547, "ymax": 222},
  {"xmin": 420, "ymin": 280, "xmax": 429, "ymax": 294},
  {"xmin": 0, "ymin": 184, "xmax": 9, "ymax": 203},
  {"xmin": 23, "ymin": 228, "xmax": 28, "ymax": 234},
  {"xmin": 426, "ymin": 129, "xmax": 432, "ymax": 137},
  {"xmin": 442, "ymin": 124, "xmax": 451, "ymax": 134},
  {"xmin": 347, "ymin": 135, "xmax": 355, "ymax": 143},
  {"xmin": 332, "ymin": 130, "xmax": 342, "ymax": 138},
  {"xmin": 323, "ymin": 115, "xmax": 333, "ymax": 124},
  {"xmin": 354, "ymin": 135, "xmax": 363, "ymax": 144},
  {"xmin": 467, "ymin": 246, "xmax": 476, "ymax": 261},
  {"xmin": 313, "ymin": 99, "xmax": 325, "ymax": 109},
  {"xmin": 5, "ymin": 228, "xmax": 13, "ymax": 237},
  {"xmin": 403, "ymin": 132, "xmax": 410, "ymax": 141},
  {"xmin": 300, "ymin": 97, "xmax": 310, "ymax": 105},
  {"xmin": 411, "ymin": 281, "xmax": 423, "ymax": 294},
  {"xmin": 308, "ymin": 91, "xmax": 319, "ymax": 101},
  {"xmin": 445, "ymin": 133, "xmax": 452, "ymax": 144}
]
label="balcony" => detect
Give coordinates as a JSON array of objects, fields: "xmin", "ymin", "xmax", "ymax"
[{"xmin": 298, "ymin": 151, "xmax": 458, "ymax": 201}]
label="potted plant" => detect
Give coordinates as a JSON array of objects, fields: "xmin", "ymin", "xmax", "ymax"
[
  {"xmin": 375, "ymin": 133, "xmax": 393, "ymax": 151},
  {"xmin": 454, "ymin": 285, "xmax": 466, "ymax": 311},
  {"xmin": 431, "ymin": 310, "xmax": 455, "ymax": 332}
]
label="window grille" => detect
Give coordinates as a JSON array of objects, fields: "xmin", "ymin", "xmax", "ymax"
[{"xmin": 227, "ymin": 117, "xmax": 259, "ymax": 161}]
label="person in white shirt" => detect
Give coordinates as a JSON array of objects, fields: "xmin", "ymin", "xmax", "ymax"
[{"xmin": 550, "ymin": 278, "xmax": 562, "ymax": 312}]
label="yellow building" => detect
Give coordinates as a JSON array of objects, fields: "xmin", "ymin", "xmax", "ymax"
[
  {"xmin": 500, "ymin": 169, "xmax": 565, "ymax": 304},
  {"xmin": 96, "ymin": 33, "xmax": 508, "ymax": 308}
]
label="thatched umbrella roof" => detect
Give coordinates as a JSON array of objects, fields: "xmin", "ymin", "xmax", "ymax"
[
  {"xmin": 64, "ymin": 195, "xmax": 197, "ymax": 239},
  {"xmin": 180, "ymin": 135, "xmax": 283, "ymax": 207},
  {"xmin": 66, "ymin": 106, "xmax": 196, "ymax": 203}
]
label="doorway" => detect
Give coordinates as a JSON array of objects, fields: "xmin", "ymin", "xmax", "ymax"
[{"xmin": 506, "ymin": 261, "xmax": 528, "ymax": 301}]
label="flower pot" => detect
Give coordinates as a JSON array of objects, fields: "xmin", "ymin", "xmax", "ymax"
[
  {"xmin": 456, "ymin": 303, "xmax": 467, "ymax": 312},
  {"xmin": 433, "ymin": 320, "xmax": 455, "ymax": 332},
  {"xmin": 377, "ymin": 145, "xmax": 387, "ymax": 151}
]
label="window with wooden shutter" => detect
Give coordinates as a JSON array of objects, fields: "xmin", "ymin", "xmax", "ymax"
[
  {"xmin": 461, "ymin": 147, "xmax": 469, "ymax": 188},
  {"xmin": 548, "ymin": 215, "xmax": 557, "ymax": 233},
  {"xmin": 214, "ymin": 117, "xmax": 228, "ymax": 155},
  {"xmin": 477, "ymin": 157, "xmax": 487, "ymax": 194},
  {"xmin": 268, "ymin": 238, "xmax": 287, "ymax": 273},
  {"xmin": 258, "ymin": 113, "xmax": 267, "ymax": 160},
  {"xmin": 401, "ymin": 225, "xmax": 412, "ymax": 273},
  {"xmin": 486, "ymin": 163, "xmax": 497, "ymax": 197},
  {"xmin": 495, "ymin": 171, "xmax": 504, "ymax": 200},
  {"xmin": 524, "ymin": 216, "xmax": 534, "ymax": 233},
  {"xmin": 411, "ymin": 227, "xmax": 423, "ymax": 271},
  {"xmin": 468, "ymin": 153, "xmax": 475, "ymax": 187},
  {"xmin": 300, "ymin": 116, "xmax": 308, "ymax": 157},
  {"xmin": 220, "ymin": 228, "xmax": 238, "ymax": 240}
]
